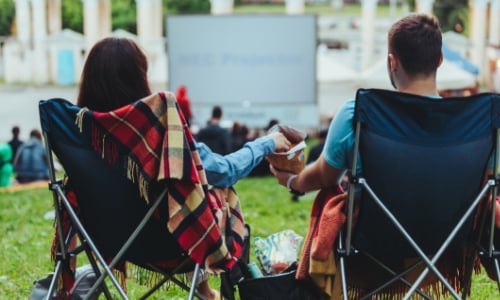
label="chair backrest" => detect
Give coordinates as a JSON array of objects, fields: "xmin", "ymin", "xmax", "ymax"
[
  {"xmin": 39, "ymin": 98, "xmax": 182, "ymax": 262},
  {"xmin": 350, "ymin": 88, "xmax": 500, "ymax": 257}
]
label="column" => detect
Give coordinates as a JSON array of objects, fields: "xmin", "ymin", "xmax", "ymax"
[
  {"xmin": 83, "ymin": 0, "xmax": 111, "ymax": 50},
  {"xmin": 389, "ymin": 0, "xmax": 397, "ymax": 17},
  {"xmin": 211, "ymin": 0, "xmax": 233, "ymax": 15},
  {"xmin": 32, "ymin": 0, "xmax": 49, "ymax": 84},
  {"xmin": 47, "ymin": 0, "xmax": 62, "ymax": 35},
  {"xmin": 136, "ymin": 0, "xmax": 166, "ymax": 84},
  {"xmin": 98, "ymin": 0, "xmax": 111, "ymax": 38},
  {"xmin": 490, "ymin": 0, "xmax": 500, "ymax": 47},
  {"xmin": 137, "ymin": 0, "xmax": 162, "ymax": 44},
  {"xmin": 285, "ymin": 0, "xmax": 304, "ymax": 14},
  {"xmin": 361, "ymin": 0, "xmax": 377, "ymax": 71},
  {"xmin": 15, "ymin": 0, "xmax": 31, "ymax": 46},
  {"xmin": 470, "ymin": 0, "xmax": 488, "ymax": 82},
  {"xmin": 331, "ymin": 0, "xmax": 343, "ymax": 11},
  {"xmin": 415, "ymin": 0, "xmax": 434, "ymax": 15},
  {"xmin": 83, "ymin": 0, "xmax": 99, "ymax": 49}
]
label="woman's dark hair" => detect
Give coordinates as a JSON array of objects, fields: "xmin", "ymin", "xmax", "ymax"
[{"xmin": 77, "ymin": 37, "xmax": 152, "ymax": 111}]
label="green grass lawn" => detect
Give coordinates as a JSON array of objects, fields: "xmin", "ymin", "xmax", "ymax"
[{"xmin": 0, "ymin": 174, "xmax": 499, "ymax": 299}]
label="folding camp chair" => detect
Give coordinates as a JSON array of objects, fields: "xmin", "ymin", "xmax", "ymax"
[
  {"xmin": 38, "ymin": 93, "xmax": 245, "ymax": 299},
  {"xmin": 337, "ymin": 88, "xmax": 500, "ymax": 299}
]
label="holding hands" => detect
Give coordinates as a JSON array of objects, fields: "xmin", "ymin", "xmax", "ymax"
[{"xmin": 269, "ymin": 131, "xmax": 292, "ymax": 153}]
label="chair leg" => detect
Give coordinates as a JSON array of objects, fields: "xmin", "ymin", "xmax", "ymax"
[
  {"xmin": 493, "ymin": 257, "xmax": 500, "ymax": 292},
  {"xmin": 338, "ymin": 255, "xmax": 348, "ymax": 300},
  {"xmin": 188, "ymin": 264, "xmax": 201, "ymax": 300},
  {"xmin": 44, "ymin": 260, "xmax": 62, "ymax": 300}
]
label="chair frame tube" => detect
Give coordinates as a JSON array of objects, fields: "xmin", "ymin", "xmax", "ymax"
[{"xmin": 345, "ymin": 121, "xmax": 361, "ymax": 255}]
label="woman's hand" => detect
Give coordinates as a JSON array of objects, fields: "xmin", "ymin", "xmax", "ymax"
[{"xmin": 269, "ymin": 132, "xmax": 291, "ymax": 152}]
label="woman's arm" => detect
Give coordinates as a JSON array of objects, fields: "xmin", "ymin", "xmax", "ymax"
[{"xmin": 198, "ymin": 132, "xmax": 290, "ymax": 187}]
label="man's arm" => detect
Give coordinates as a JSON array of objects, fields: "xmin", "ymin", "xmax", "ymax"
[{"xmin": 270, "ymin": 153, "xmax": 344, "ymax": 194}]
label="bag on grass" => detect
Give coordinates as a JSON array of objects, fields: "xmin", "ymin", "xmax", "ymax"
[
  {"xmin": 28, "ymin": 265, "xmax": 101, "ymax": 300},
  {"xmin": 237, "ymin": 263, "xmax": 310, "ymax": 300}
]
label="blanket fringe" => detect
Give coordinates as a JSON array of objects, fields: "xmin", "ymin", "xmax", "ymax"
[
  {"xmin": 75, "ymin": 108, "xmax": 87, "ymax": 132},
  {"xmin": 127, "ymin": 157, "xmax": 150, "ymax": 204},
  {"xmin": 127, "ymin": 263, "xmax": 193, "ymax": 291},
  {"xmin": 346, "ymin": 267, "xmax": 472, "ymax": 299},
  {"xmin": 112, "ymin": 267, "xmax": 128, "ymax": 293}
]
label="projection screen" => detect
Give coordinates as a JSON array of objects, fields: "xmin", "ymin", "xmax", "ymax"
[{"xmin": 166, "ymin": 15, "xmax": 318, "ymax": 128}]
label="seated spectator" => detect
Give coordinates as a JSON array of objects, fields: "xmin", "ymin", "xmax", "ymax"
[
  {"xmin": 13, "ymin": 129, "xmax": 49, "ymax": 183},
  {"xmin": 197, "ymin": 105, "xmax": 231, "ymax": 155},
  {"xmin": 306, "ymin": 128, "xmax": 328, "ymax": 164},
  {"xmin": 8, "ymin": 126, "xmax": 23, "ymax": 163},
  {"xmin": 231, "ymin": 122, "xmax": 250, "ymax": 152}
]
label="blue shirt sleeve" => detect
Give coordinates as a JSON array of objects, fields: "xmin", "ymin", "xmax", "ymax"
[
  {"xmin": 197, "ymin": 135, "xmax": 275, "ymax": 187},
  {"xmin": 323, "ymin": 99, "xmax": 359, "ymax": 173}
]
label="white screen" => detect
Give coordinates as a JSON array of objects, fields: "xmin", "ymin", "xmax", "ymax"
[{"xmin": 166, "ymin": 15, "xmax": 317, "ymax": 107}]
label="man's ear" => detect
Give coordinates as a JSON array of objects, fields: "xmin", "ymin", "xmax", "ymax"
[
  {"xmin": 388, "ymin": 53, "xmax": 398, "ymax": 72},
  {"xmin": 438, "ymin": 51, "xmax": 444, "ymax": 67}
]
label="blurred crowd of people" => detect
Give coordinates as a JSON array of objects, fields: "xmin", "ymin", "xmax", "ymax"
[{"xmin": 0, "ymin": 125, "xmax": 50, "ymax": 187}]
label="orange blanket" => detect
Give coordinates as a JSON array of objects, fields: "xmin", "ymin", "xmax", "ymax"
[{"xmin": 296, "ymin": 186, "xmax": 346, "ymax": 299}]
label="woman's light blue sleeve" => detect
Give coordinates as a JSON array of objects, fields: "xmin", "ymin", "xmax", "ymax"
[{"xmin": 197, "ymin": 135, "xmax": 275, "ymax": 187}]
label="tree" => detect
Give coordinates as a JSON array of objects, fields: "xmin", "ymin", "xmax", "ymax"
[
  {"xmin": 433, "ymin": 0, "xmax": 469, "ymax": 34},
  {"xmin": 62, "ymin": 0, "xmax": 83, "ymax": 33},
  {"xmin": 112, "ymin": 0, "xmax": 137, "ymax": 33},
  {"xmin": 0, "ymin": 0, "xmax": 15, "ymax": 36},
  {"xmin": 165, "ymin": 0, "xmax": 210, "ymax": 14}
]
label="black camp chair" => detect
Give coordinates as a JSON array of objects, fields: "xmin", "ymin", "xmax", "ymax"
[
  {"xmin": 337, "ymin": 88, "xmax": 500, "ymax": 299},
  {"xmin": 38, "ymin": 97, "xmax": 208, "ymax": 299}
]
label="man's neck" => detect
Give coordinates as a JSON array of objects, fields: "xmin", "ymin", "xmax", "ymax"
[{"xmin": 397, "ymin": 77, "xmax": 439, "ymax": 97}]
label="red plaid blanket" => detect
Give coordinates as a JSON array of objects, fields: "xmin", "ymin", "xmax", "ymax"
[{"xmin": 76, "ymin": 91, "xmax": 245, "ymax": 272}]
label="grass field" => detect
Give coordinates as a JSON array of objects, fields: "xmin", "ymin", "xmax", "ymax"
[{"xmin": 0, "ymin": 173, "xmax": 499, "ymax": 299}]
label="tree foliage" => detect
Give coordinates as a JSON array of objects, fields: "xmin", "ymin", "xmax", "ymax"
[
  {"xmin": 62, "ymin": 0, "xmax": 83, "ymax": 33},
  {"xmin": 165, "ymin": 0, "xmax": 210, "ymax": 14},
  {"xmin": 0, "ymin": 0, "xmax": 15, "ymax": 36},
  {"xmin": 433, "ymin": 0, "xmax": 469, "ymax": 34},
  {"xmin": 111, "ymin": 0, "xmax": 137, "ymax": 33}
]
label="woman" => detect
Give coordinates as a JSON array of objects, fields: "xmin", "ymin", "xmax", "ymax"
[
  {"xmin": 78, "ymin": 37, "xmax": 290, "ymax": 188},
  {"xmin": 76, "ymin": 37, "xmax": 291, "ymax": 299}
]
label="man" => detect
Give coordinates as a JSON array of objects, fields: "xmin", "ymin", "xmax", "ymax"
[
  {"xmin": 270, "ymin": 13, "xmax": 444, "ymax": 195},
  {"xmin": 8, "ymin": 126, "xmax": 23, "ymax": 163},
  {"xmin": 197, "ymin": 105, "xmax": 231, "ymax": 155}
]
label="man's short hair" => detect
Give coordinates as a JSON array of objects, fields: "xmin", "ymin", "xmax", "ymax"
[
  {"xmin": 388, "ymin": 13, "xmax": 442, "ymax": 76},
  {"xmin": 12, "ymin": 126, "xmax": 20, "ymax": 136},
  {"xmin": 212, "ymin": 105, "xmax": 222, "ymax": 119}
]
